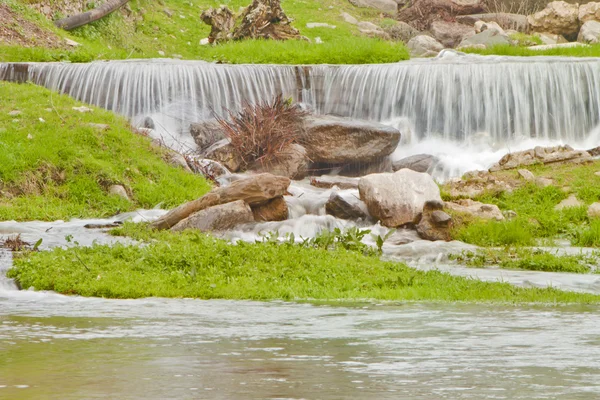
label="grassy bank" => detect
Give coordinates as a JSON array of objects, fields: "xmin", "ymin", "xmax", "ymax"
[
  {"xmin": 464, "ymin": 43, "xmax": 600, "ymax": 58},
  {"xmin": 0, "ymin": 81, "xmax": 210, "ymax": 221},
  {"xmin": 0, "ymin": 0, "xmax": 408, "ymax": 64},
  {"xmin": 7, "ymin": 223, "xmax": 600, "ymax": 303}
]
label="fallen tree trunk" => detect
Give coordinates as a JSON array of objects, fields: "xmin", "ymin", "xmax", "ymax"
[{"xmin": 54, "ymin": 0, "xmax": 130, "ymax": 31}]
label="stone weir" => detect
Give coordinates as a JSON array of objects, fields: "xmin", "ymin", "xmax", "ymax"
[{"xmin": 3, "ymin": 55, "xmax": 600, "ymax": 144}]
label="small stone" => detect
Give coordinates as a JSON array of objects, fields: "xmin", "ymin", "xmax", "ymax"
[
  {"xmin": 431, "ymin": 210, "xmax": 452, "ymax": 224},
  {"xmin": 306, "ymin": 22, "xmax": 336, "ymax": 29},
  {"xmin": 65, "ymin": 38, "xmax": 80, "ymax": 47},
  {"xmin": 504, "ymin": 210, "xmax": 518, "ymax": 219},
  {"xmin": 595, "ymin": 171, "xmax": 600, "ymax": 177},
  {"xmin": 588, "ymin": 202, "xmax": 600, "ymax": 218},
  {"xmin": 340, "ymin": 12, "xmax": 358, "ymax": 25},
  {"xmin": 173, "ymin": 54, "xmax": 183, "ymax": 59},
  {"xmin": 199, "ymin": 38, "xmax": 210, "ymax": 45},
  {"xmin": 536, "ymin": 177, "xmax": 553, "ymax": 187},
  {"xmin": 73, "ymin": 106, "xmax": 93, "ymax": 113},
  {"xmin": 8, "ymin": 110, "xmax": 21, "ymax": 116},
  {"xmin": 518, "ymin": 168, "xmax": 535, "ymax": 181},
  {"xmin": 109, "ymin": 185, "xmax": 130, "ymax": 201},
  {"xmin": 158, "ymin": 50, "xmax": 165, "ymax": 56},
  {"xmin": 554, "ymin": 194, "xmax": 582, "ymax": 210},
  {"xmin": 27, "ymin": 134, "xmax": 33, "ymax": 140},
  {"xmin": 315, "ymin": 37, "xmax": 323, "ymax": 44},
  {"xmin": 38, "ymin": 118, "xmax": 45, "ymax": 123},
  {"xmin": 163, "ymin": 8, "xmax": 173, "ymax": 17}
]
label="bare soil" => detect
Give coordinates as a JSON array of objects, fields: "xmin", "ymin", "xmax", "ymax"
[{"xmin": 0, "ymin": 4, "xmax": 62, "ymax": 48}]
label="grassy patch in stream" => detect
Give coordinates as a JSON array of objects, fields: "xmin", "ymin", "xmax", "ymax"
[
  {"xmin": 0, "ymin": 0, "xmax": 409, "ymax": 64},
  {"xmin": 0, "ymin": 81, "xmax": 211, "ymax": 221},
  {"xmin": 7, "ymin": 223, "xmax": 600, "ymax": 303}
]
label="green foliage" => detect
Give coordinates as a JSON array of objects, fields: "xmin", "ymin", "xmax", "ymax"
[
  {"xmin": 454, "ymin": 219, "xmax": 534, "ymax": 247},
  {"xmin": 451, "ymin": 248, "xmax": 596, "ymax": 274},
  {"xmin": 9, "ymin": 222, "xmax": 600, "ymax": 303},
  {"xmin": 572, "ymin": 220, "xmax": 600, "ymax": 248},
  {"xmin": 0, "ymin": 82, "xmax": 211, "ymax": 220},
  {"xmin": 509, "ymin": 33, "xmax": 542, "ymax": 47}
]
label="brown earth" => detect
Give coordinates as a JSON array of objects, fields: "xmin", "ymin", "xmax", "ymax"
[{"xmin": 0, "ymin": 4, "xmax": 62, "ymax": 48}]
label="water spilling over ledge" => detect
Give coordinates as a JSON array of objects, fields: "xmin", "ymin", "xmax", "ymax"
[{"xmin": 2, "ymin": 55, "xmax": 600, "ymax": 147}]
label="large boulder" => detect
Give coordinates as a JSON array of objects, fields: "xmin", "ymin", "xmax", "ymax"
[
  {"xmin": 171, "ymin": 200, "xmax": 254, "ymax": 232},
  {"xmin": 190, "ymin": 120, "xmax": 226, "ymax": 150},
  {"xmin": 489, "ymin": 145, "xmax": 592, "ymax": 172},
  {"xmin": 416, "ymin": 200, "xmax": 452, "ymax": 241},
  {"xmin": 249, "ymin": 143, "xmax": 308, "ymax": 179},
  {"xmin": 251, "ymin": 196, "xmax": 289, "ymax": 222},
  {"xmin": 527, "ymin": 1, "xmax": 580, "ymax": 40},
  {"xmin": 325, "ymin": 192, "xmax": 370, "ymax": 220},
  {"xmin": 407, "ymin": 35, "xmax": 445, "ymax": 57},
  {"xmin": 203, "ymin": 139, "xmax": 242, "ymax": 172},
  {"xmin": 151, "ymin": 173, "xmax": 290, "ymax": 230},
  {"xmin": 302, "ymin": 116, "xmax": 401, "ymax": 164},
  {"xmin": 348, "ymin": 0, "xmax": 398, "ymax": 14},
  {"xmin": 579, "ymin": 2, "xmax": 600, "ymax": 23},
  {"xmin": 457, "ymin": 29, "xmax": 510, "ymax": 49},
  {"xmin": 431, "ymin": 21, "xmax": 475, "ymax": 48},
  {"xmin": 578, "ymin": 20, "xmax": 600, "ymax": 43},
  {"xmin": 456, "ymin": 13, "xmax": 528, "ymax": 32},
  {"xmin": 358, "ymin": 168, "xmax": 442, "ymax": 227},
  {"xmin": 445, "ymin": 199, "xmax": 504, "ymax": 221},
  {"xmin": 384, "ymin": 21, "xmax": 419, "ymax": 42},
  {"xmin": 392, "ymin": 154, "xmax": 439, "ymax": 173}
]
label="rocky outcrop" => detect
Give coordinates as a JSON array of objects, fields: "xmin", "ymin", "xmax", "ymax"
[
  {"xmin": 251, "ymin": 196, "xmax": 288, "ymax": 221},
  {"xmin": 445, "ymin": 199, "xmax": 504, "ymax": 221},
  {"xmin": 325, "ymin": 192, "xmax": 369, "ymax": 220},
  {"xmin": 578, "ymin": 20, "xmax": 600, "ymax": 43},
  {"xmin": 407, "ymin": 35, "xmax": 445, "ymax": 57},
  {"xmin": 248, "ymin": 143, "xmax": 308, "ymax": 179},
  {"xmin": 202, "ymin": 139, "xmax": 242, "ymax": 172},
  {"xmin": 171, "ymin": 200, "xmax": 254, "ymax": 232},
  {"xmin": 310, "ymin": 175, "xmax": 360, "ymax": 190},
  {"xmin": 456, "ymin": 13, "xmax": 528, "ymax": 32},
  {"xmin": 301, "ymin": 115, "xmax": 401, "ymax": 164},
  {"xmin": 579, "ymin": 2, "xmax": 600, "ymax": 24},
  {"xmin": 151, "ymin": 173, "xmax": 290, "ymax": 230},
  {"xmin": 348, "ymin": 0, "xmax": 398, "ymax": 14},
  {"xmin": 527, "ymin": 1, "xmax": 580, "ymax": 40},
  {"xmin": 416, "ymin": 200, "xmax": 452, "ymax": 241},
  {"xmin": 431, "ymin": 21, "xmax": 475, "ymax": 48},
  {"xmin": 489, "ymin": 145, "xmax": 592, "ymax": 172},
  {"xmin": 457, "ymin": 29, "xmax": 510, "ymax": 49},
  {"xmin": 358, "ymin": 168, "xmax": 442, "ymax": 227},
  {"xmin": 444, "ymin": 170, "xmax": 518, "ymax": 198},
  {"xmin": 190, "ymin": 120, "xmax": 226, "ymax": 150},
  {"xmin": 398, "ymin": 0, "xmax": 484, "ymax": 31},
  {"xmin": 392, "ymin": 154, "xmax": 439, "ymax": 173}
]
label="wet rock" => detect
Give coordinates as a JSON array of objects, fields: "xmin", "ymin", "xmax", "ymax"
[
  {"xmin": 578, "ymin": 20, "xmax": 600, "ymax": 43},
  {"xmin": 186, "ymin": 157, "xmax": 231, "ymax": 181},
  {"xmin": 527, "ymin": 1, "xmax": 580, "ymax": 40},
  {"xmin": 310, "ymin": 175, "xmax": 360, "ymax": 190},
  {"xmin": 143, "ymin": 116, "xmax": 155, "ymax": 130},
  {"xmin": 348, "ymin": 0, "xmax": 398, "ymax": 14},
  {"xmin": 392, "ymin": 154, "xmax": 439, "ymax": 173},
  {"xmin": 171, "ymin": 200, "xmax": 254, "ymax": 232},
  {"xmin": 407, "ymin": 35, "xmax": 444, "ymax": 57},
  {"xmin": 489, "ymin": 145, "xmax": 592, "ymax": 172},
  {"xmin": 579, "ymin": 2, "xmax": 600, "ymax": 24},
  {"xmin": 416, "ymin": 200, "xmax": 452, "ymax": 241},
  {"xmin": 190, "ymin": 120, "xmax": 226, "ymax": 150},
  {"xmin": 302, "ymin": 116, "xmax": 401, "ymax": 164},
  {"xmin": 518, "ymin": 168, "xmax": 535, "ymax": 181},
  {"xmin": 359, "ymin": 168, "xmax": 442, "ymax": 227},
  {"xmin": 588, "ymin": 202, "xmax": 600, "ymax": 218},
  {"xmin": 458, "ymin": 29, "xmax": 509, "ymax": 49},
  {"xmin": 249, "ymin": 143, "xmax": 308, "ymax": 179},
  {"xmin": 151, "ymin": 173, "xmax": 290, "ymax": 230},
  {"xmin": 445, "ymin": 199, "xmax": 504, "ymax": 221},
  {"xmin": 203, "ymin": 139, "xmax": 242, "ymax": 172},
  {"xmin": 325, "ymin": 192, "xmax": 369, "ymax": 220},
  {"xmin": 340, "ymin": 12, "xmax": 358, "ymax": 24},
  {"xmin": 431, "ymin": 21, "xmax": 475, "ymax": 48},
  {"xmin": 555, "ymin": 194, "xmax": 583, "ymax": 210},
  {"xmin": 251, "ymin": 196, "xmax": 289, "ymax": 222},
  {"xmin": 109, "ymin": 185, "xmax": 130, "ymax": 201},
  {"xmin": 457, "ymin": 13, "xmax": 528, "ymax": 32}
]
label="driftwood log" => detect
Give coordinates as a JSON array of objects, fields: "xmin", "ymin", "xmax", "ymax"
[
  {"xmin": 398, "ymin": 0, "xmax": 485, "ymax": 30},
  {"xmin": 54, "ymin": 0, "xmax": 130, "ymax": 31}
]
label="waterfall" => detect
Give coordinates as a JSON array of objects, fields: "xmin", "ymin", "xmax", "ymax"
[{"xmin": 6, "ymin": 55, "xmax": 600, "ymax": 148}]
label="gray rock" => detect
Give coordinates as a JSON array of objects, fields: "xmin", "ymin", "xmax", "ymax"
[
  {"xmin": 359, "ymin": 168, "xmax": 442, "ymax": 227},
  {"xmin": 416, "ymin": 200, "xmax": 452, "ymax": 241},
  {"xmin": 534, "ymin": 31, "xmax": 568, "ymax": 45},
  {"xmin": 203, "ymin": 139, "xmax": 242, "ymax": 172},
  {"xmin": 325, "ymin": 192, "xmax": 369, "ymax": 220},
  {"xmin": 310, "ymin": 175, "xmax": 360, "ymax": 190},
  {"xmin": 392, "ymin": 154, "xmax": 439, "ymax": 173},
  {"xmin": 431, "ymin": 21, "xmax": 475, "ymax": 48},
  {"xmin": 490, "ymin": 145, "xmax": 592, "ymax": 172},
  {"xmin": 190, "ymin": 119, "xmax": 226, "ymax": 150},
  {"xmin": 302, "ymin": 115, "xmax": 401, "ymax": 164},
  {"xmin": 588, "ymin": 202, "xmax": 600, "ymax": 218},
  {"xmin": 109, "ymin": 185, "xmax": 130, "ymax": 201},
  {"xmin": 457, "ymin": 29, "xmax": 510, "ymax": 49},
  {"xmin": 143, "ymin": 117, "xmax": 155, "ymax": 130},
  {"xmin": 383, "ymin": 21, "xmax": 419, "ymax": 42},
  {"xmin": 171, "ymin": 200, "xmax": 254, "ymax": 232},
  {"xmin": 348, "ymin": 0, "xmax": 398, "ymax": 14},
  {"xmin": 517, "ymin": 168, "xmax": 535, "ymax": 181},
  {"xmin": 578, "ymin": 20, "xmax": 600, "ymax": 44},
  {"xmin": 340, "ymin": 12, "xmax": 358, "ymax": 25},
  {"xmin": 306, "ymin": 22, "xmax": 336, "ymax": 29},
  {"xmin": 527, "ymin": 1, "xmax": 580, "ymax": 40},
  {"xmin": 554, "ymin": 194, "xmax": 583, "ymax": 210},
  {"xmin": 249, "ymin": 143, "xmax": 308, "ymax": 180},
  {"xmin": 445, "ymin": 199, "xmax": 504, "ymax": 221},
  {"xmin": 407, "ymin": 35, "xmax": 444, "ymax": 57}
]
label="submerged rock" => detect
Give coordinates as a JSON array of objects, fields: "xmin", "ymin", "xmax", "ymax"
[
  {"xmin": 325, "ymin": 192, "xmax": 369, "ymax": 220},
  {"xmin": 251, "ymin": 196, "xmax": 289, "ymax": 222},
  {"xmin": 302, "ymin": 115, "xmax": 401, "ymax": 164},
  {"xmin": 416, "ymin": 200, "xmax": 452, "ymax": 241},
  {"xmin": 358, "ymin": 168, "xmax": 442, "ymax": 227},
  {"xmin": 171, "ymin": 200, "xmax": 254, "ymax": 232}
]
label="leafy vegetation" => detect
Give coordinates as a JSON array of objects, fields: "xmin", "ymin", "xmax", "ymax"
[
  {"xmin": 464, "ymin": 43, "xmax": 600, "ymax": 57},
  {"xmin": 8, "ymin": 222, "xmax": 600, "ymax": 303},
  {"xmin": 0, "ymin": 81, "xmax": 211, "ymax": 221},
  {"xmin": 0, "ymin": 0, "xmax": 409, "ymax": 64}
]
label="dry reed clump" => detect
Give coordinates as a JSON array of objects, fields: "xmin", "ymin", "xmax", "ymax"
[
  {"xmin": 216, "ymin": 95, "xmax": 306, "ymax": 169},
  {"xmin": 483, "ymin": 0, "xmax": 552, "ymax": 15},
  {"xmin": 2, "ymin": 234, "xmax": 30, "ymax": 252}
]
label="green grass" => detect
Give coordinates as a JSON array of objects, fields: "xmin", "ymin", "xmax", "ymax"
[
  {"xmin": 451, "ymin": 248, "xmax": 597, "ymax": 274},
  {"xmin": 464, "ymin": 43, "xmax": 600, "ymax": 57},
  {"xmin": 7, "ymin": 222, "xmax": 600, "ymax": 303},
  {"xmin": 0, "ymin": 0, "xmax": 409, "ymax": 64},
  {"xmin": 0, "ymin": 81, "xmax": 211, "ymax": 221}
]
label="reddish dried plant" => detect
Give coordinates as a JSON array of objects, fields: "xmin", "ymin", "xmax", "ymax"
[{"xmin": 216, "ymin": 95, "xmax": 306, "ymax": 169}]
